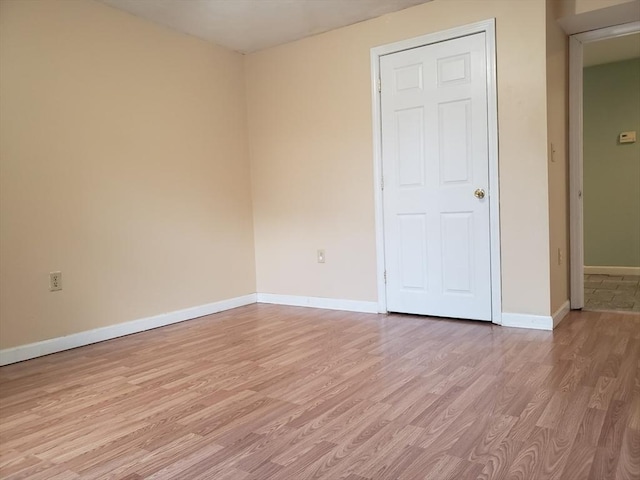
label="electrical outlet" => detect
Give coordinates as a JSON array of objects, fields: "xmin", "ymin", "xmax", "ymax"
[
  {"xmin": 317, "ymin": 249, "xmax": 326, "ymax": 264},
  {"xmin": 49, "ymin": 271, "xmax": 62, "ymax": 291},
  {"xmin": 557, "ymin": 248, "xmax": 563, "ymax": 265}
]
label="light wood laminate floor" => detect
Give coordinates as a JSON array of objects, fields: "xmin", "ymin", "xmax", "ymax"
[{"xmin": 1, "ymin": 305, "xmax": 639, "ymax": 479}]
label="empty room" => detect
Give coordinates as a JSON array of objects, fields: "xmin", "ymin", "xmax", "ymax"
[{"xmin": 1, "ymin": 0, "xmax": 639, "ymax": 479}]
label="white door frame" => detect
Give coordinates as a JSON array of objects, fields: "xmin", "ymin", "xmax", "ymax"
[
  {"xmin": 370, "ymin": 19, "xmax": 502, "ymax": 324},
  {"xmin": 568, "ymin": 21, "xmax": 640, "ymax": 309}
]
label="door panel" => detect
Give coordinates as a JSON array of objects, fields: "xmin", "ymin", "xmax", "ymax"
[
  {"xmin": 381, "ymin": 32, "xmax": 491, "ymax": 321},
  {"xmin": 439, "ymin": 99, "xmax": 472, "ymax": 184},
  {"xmin": 398, "ymin": 213, "xmax": 428, "ymax": 290},
  {"xmin": 397, "ymin": 108, "xmax": 425, "ymax": 187},
  {"xmin": 441, "ymin": 211, "xmax": 473, "ymax": 294}
]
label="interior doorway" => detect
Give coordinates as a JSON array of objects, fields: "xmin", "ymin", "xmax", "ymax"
[{"xmin": 569, "ymin": 22, "xmax": 640, "ymax": 313}]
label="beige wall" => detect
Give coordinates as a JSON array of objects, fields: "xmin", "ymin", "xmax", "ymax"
[
  {"xmin": 0, "ymin": 0, "xmax": 256, "ymax": 349},
  {"xmin": 4, "ymin": 0, "xmax": 600, "ymax": 351},
  {"xmin": 246, "ymin": 0, "xmax": 552, "ymax": 316},
  {"xmin": 546, "ymin": 0, "xmax": 571, "ymax": 313}
]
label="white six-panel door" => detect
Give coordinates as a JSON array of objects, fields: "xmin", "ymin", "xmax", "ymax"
[{"xmin": 381, "ymin": 32, "xmax": 492, "ymax": 321}]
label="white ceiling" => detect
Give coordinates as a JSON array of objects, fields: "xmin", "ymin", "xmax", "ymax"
[
  {"xmin": 584, "ymin": 33, "xmax": 640, "ymax": 67},
  {"xmin": 99, "ymin": 0, "xmax": 433, "ymax": 53}
]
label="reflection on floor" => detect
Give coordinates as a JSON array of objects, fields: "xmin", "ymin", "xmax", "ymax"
[{"xmin": 584, "ymin": 274, "xmax": 640, "ymax": 312}]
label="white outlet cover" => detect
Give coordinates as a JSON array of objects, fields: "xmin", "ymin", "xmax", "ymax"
[{"xmin": 50, "ymin": 271, "xmax": 62, "ymax": 291}]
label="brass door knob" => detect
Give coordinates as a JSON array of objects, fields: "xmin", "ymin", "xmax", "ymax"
[{"xmin": 474, "ymin": 188, "xmax": 485, "ymax": 199}]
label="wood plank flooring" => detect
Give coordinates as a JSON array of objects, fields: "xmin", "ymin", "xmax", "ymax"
[{"xmin": 1, "ymin": 304, "xmax": 639, "ymax": 479}]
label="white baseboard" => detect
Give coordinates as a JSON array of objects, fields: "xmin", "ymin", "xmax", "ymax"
[
  {"xmin": 584, "ymin": 266, "xmax": 640, "ymax": 276},
  {"xmin": 256, "ymin": 293, "xmax": 378, "ymax": 314},
  {"xmin": 1, "ymin": 291, "xmax": 570, "ymax": 365},
  {"xmin": 552, "ymin": 300, "xmax": 570, "ymax": 328},
  {"xmin": 0, "ymin": 294, "xmax": 257, "ymax": 366},
  {"xmin": 501, "ymin": 312, "xmax": 553, "ymax": 331}
]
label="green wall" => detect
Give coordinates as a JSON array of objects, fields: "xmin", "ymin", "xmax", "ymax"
[{"xmin": 583, "ymin": 58, "xmax": 640, "ymax": 267}]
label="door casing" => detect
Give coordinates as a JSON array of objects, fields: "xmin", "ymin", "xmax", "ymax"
[{"xmin": 370, "ymin": 19, "xmax": 502, "ymax": 324}]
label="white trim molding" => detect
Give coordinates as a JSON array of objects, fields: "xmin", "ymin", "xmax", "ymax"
[
  {"xmin": 584, "ymin": 266, "xmax": 640, "ymax": 276},
  {"xmin": 569, "ymin": 21, "xmax": 640, "ymax": 310},
  {"xmin": 553, "ymin": 300, "xmax": 571, "ymax": 328},
  {"xmin": 1, "ymin": 290, "xmax": 573, "ymax": 366},
  {"xmin": 502, "ymin": 300, "xmax": 570, "ymax": 331},
  {"xmin": 256, "ymin": 293, "xmax": 378, "ymax": 314},
  {"xmin": 0, "ymin": 294, "xmax": 257, "ymax": 366},
  {"xmin": 501, "ymin": 313, "xmax": 554, "ymax": 331},
  {"xmin": 370, "ymin": 18, "xmax": 502, "ymax": 324},
  {"xmin": 558, "ymin": 1, "xmax": 640, "ymax": 35}
]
